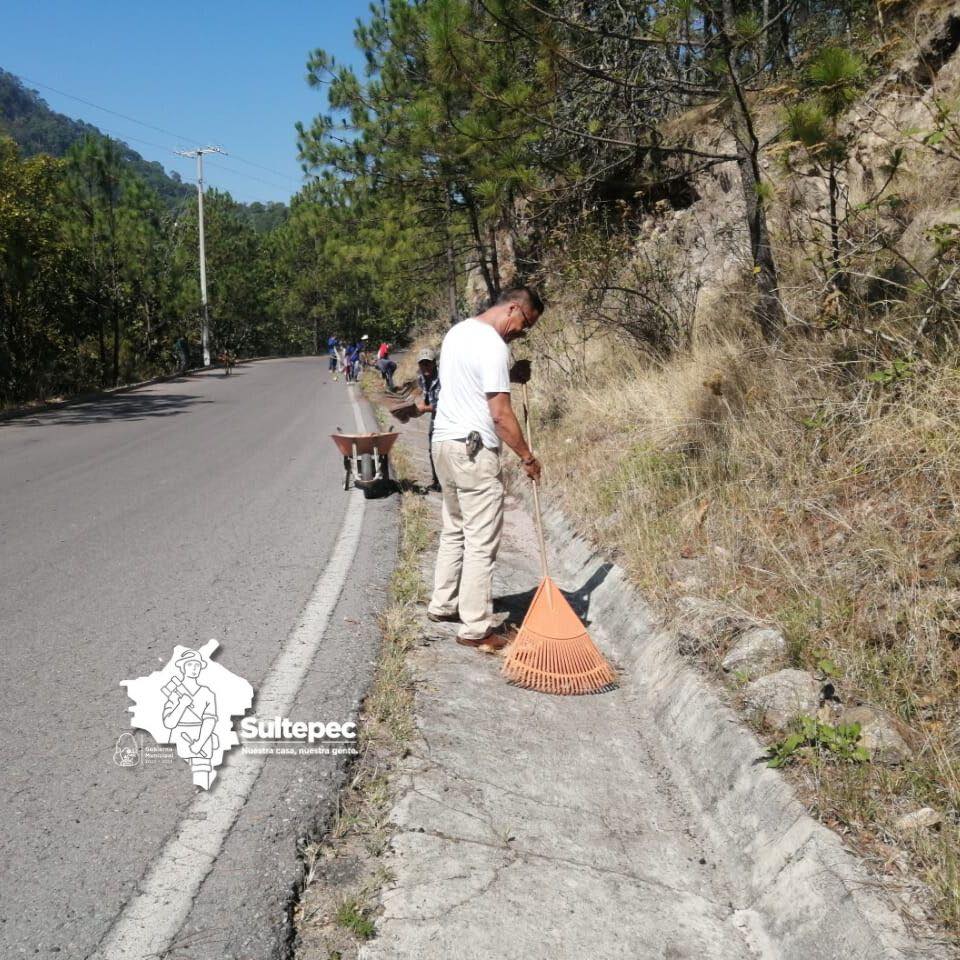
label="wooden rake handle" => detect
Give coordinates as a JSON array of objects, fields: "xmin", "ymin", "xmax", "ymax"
[{"xmin": 522, "ymin": 382, "xmax": 549, "ymax": 582}]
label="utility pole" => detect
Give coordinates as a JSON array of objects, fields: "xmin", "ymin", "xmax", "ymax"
[{"xmin": 176, "ymin": 146, "xmax": 226, "ymax": 366}]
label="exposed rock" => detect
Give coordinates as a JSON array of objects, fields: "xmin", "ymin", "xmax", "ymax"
[
  {"xmin": 892, "ymin": 807, "xmax": 942, "ymax": 834},
  {"xmin": 839, "ymin": 705, "xmax": 917, "ymax": 765},
  {"xmin": 816, "ymin": 700, "xmax": 844, "ymax": 725},
  {"xmin": 711, "ymin": 545, "xmax": 734, "ymax": 565},
  {"xmin": 743, "ymin": 669, "xmax": 821, "ymax": 731},
  {"xmin": 675, "ymin": 596, "xmax": 752, "ymax": 656},
  {"xmin": 668, "ymin": 558, "xmax": 708, "ymax": 594},
  {"xmin": 721, "ymin": 627, "xmax": 788, "ymax": 676}
]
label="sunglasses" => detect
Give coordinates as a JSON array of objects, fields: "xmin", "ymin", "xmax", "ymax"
[{"xmin": 513, "ymin": 302, "xmax": 537, "ymax": 329}]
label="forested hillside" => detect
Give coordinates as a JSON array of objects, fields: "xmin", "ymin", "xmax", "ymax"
[
  {"xmin": 0, "ymin": 70, "xmax": 334, "ymax": 405},
  {"xmin": 0, "ymin": 69, "xmax": 194, "ymax": 208}
]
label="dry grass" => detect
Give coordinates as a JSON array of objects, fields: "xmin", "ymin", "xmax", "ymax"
[{"xmin": 529, "ymin": 329, "xmax": 960, "ymax": 935}]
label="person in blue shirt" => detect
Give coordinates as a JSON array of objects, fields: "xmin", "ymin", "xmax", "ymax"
[
  {"xmin": 327, "ymin": 335, "xmax": 338, "ymax": 373},
  {"xmin": 416, "ymin": 348, "xmax": 441, "ymax": 491},
  {"xmin": 345, "ymin": 342, "xmax": 362, "ymax": 382}
]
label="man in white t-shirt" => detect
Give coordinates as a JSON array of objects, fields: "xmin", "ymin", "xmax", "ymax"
[{"xmin": 428, "ymin": 286, "xmax": 544, "ymax": 645}]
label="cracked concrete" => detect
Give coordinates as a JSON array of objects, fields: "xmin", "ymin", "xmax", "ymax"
[{"xmin": 359, "ymin": 414, "xmax": 948, "ymax": 960}]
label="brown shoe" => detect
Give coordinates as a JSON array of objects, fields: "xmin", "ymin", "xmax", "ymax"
[
  {"xmin": 456, "ymin": 626, "xmax": 512, "ymax": 650},
  {"xmin": 455, "ymin": 634, "xmax": 487, "ymax": 647},
  {"xmin": 427, "ymin": 610, "xmax": 459, "ymax": 623}
]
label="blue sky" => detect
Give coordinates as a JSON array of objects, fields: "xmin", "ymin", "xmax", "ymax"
[{"xmin": 1, "ymin": 1, "xmax": 368, "ymax": 204}]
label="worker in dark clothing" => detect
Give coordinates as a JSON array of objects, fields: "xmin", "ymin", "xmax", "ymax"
[
  {"xmin": 416, "ymin": 348, "xmax": 441, "ymax": 491},
  {"xmin": 174, "ymin": 336, "xmax": 189, "ymax": 374}
]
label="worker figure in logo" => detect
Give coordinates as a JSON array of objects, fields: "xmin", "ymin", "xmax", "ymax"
[{"xmin": 162, "ymin": 649, "xmax": 219, "ymax": 789}]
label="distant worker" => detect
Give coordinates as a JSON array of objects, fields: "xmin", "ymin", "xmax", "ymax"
[
  {"xmin": 327, "ymin": 335, "xmax": 339, "ymax": 374},
  {"xmin": 218, "ymin": 347, "xmax": 235, "ymax": 376},
  {"xmin": 334, "ymin": 340, "xmax": 347, "ymax": 381},
  {"xmin": 415, "ymin": 348, "xmax": 441, "ymax": 491},
  {"xmin": 376, "ymin": 342, "xmax": 397, "ymax": 392},
  {"xmin": 428, "ymin": 287, "xmax": 543, "ymax": 646},
  {"xmin": 174, "ymin": 336, "xmax": 189, "ymax": 374},
  {"xmin": 346, "ymin": 341, "xmax": 362, "ymax": 382}
]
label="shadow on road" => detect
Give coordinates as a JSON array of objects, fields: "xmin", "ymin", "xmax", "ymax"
[{"xmin": 2, "ymin": 391, "xmax": 212, "ymax": 427}]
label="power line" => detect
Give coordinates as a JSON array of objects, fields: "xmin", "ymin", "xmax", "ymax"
[
  {"xmin": 227, "ymin": 151, "xmax": 304, "ymax": 185},
  {"xmin": 17, "ymin": 73, "xmax": 305, "ymax": 188},
  {"xmin": 86, "ymin": 126, "xmax": 179, "ymax": 158},
  {"xmin": 204, "ymin": 158, "xmax": 302, "ymax": 192},
  {"xmin": 70, "ymin": 125, "xmax": 299, "ymax": 196},
  {"xmin": 18, "ymin": 74, "xmax": 200, "ymax": 145}
]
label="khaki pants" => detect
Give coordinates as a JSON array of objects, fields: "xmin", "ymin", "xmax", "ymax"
[{"xmin": 429, "ymin": 440, "xmax": 504, "ymax": 639}]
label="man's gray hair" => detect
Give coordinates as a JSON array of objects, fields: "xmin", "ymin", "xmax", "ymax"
[{"xmin": 496, "ymin": 285, "xmax": 545, "ymax": 315}]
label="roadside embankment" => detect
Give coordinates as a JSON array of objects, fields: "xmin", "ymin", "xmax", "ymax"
[{"xmin": 297, "ymin": 401, "xmax": 951, "ymax": 959}]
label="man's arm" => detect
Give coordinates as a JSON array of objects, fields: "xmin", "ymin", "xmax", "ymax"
[{"xmin": 487, "ymin": 392, "xmax": 541, "ymax": 481}]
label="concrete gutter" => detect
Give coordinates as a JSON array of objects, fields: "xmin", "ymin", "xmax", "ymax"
[
  {"xmin": 351, "ymin": 412, "xmax": 949, "ymax": 960},
  {"xmin": 537, "ymin": 499, "xmax": 949, "ymax": 959}
]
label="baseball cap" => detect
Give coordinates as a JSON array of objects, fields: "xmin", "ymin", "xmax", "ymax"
[{"xmin": 417, "ymin": 348, "xmax": 436, "ymax": 363}]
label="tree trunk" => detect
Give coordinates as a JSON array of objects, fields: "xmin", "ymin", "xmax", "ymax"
[
  {"xmin": 487, "ymin": 224, "xmax": 501, "ymax": 298},
  {"xmin": 828, "ymin": 161, "xmax": 842, "ymax": 289},
  {"xmin": 98, "ymin": 303, "xmax": 106, "ymax": 382},
  {"xmin": 463, "ymin": 191, "xmax": 496, "ymax": 306},
  {"xmin": 762, "ymin": 0, "xmax": 771, "ymax": 69},
  {"xmin": 719, "ymin": 0, "xmax": 785, "ymax": 341},
  {"xmin": 444, "ymin": 186, "xmax": 459, "ymax": 324},
  {"xmin": 110, "ymin": 253, "xmax": 121, "ymax": 387},
  {"xmin": 112, "ymin": 308, "xmax": 120, "ymax": 387}
]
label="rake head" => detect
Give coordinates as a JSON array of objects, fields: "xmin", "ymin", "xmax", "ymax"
[{"xmin": 501, "ymin": 576, "xmax": 617, "ymax": 695}]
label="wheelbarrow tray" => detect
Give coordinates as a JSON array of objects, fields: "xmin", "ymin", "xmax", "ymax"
[{"xmin": 330, "ymin": 432, "xmax": 399, "ymax": 457}]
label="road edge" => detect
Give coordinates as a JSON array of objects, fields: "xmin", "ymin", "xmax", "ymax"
[{"xmin": 290, "ymin": 407, "xmax": 428, "ymax": 959}]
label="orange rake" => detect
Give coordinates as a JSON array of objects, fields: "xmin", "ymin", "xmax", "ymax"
[{"xmin": 501, "ymin": 384, "xmax": 618, "ymax": 696}]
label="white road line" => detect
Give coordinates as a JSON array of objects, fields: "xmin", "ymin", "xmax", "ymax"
[{"xmin": 93, "ymin": 386, "xmax": 370, "ymax": 960}]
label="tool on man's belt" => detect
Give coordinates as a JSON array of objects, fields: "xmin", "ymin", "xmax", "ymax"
[{"xmin": 465, "ymin": 430, "xmax": 482, "ymax": 458}]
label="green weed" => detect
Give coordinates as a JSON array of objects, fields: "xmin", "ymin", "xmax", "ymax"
[{"xmin": 766, "ymin": 716, "xmax": 869, "ymax": 768}]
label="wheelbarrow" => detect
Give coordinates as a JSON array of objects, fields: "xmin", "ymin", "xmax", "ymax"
[{"xmin": 330, "ymin": 432, "xmax": 399, "ymax": 497}]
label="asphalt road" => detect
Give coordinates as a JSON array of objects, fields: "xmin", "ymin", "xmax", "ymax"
[{"xmin": 0, "ymin": 359, "xmax": 397, "ymax": 959}]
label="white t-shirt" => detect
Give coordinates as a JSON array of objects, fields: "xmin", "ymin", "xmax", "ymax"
[{"xmin": 432, "ymin": 317, "xmax": 510, "ymax": 449}]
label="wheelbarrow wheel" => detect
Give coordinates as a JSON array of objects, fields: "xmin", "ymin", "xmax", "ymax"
[{"xmin": 359, "ymin": 452, "xmax": 376, "ymax": 484}]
